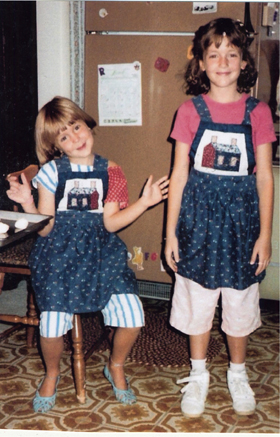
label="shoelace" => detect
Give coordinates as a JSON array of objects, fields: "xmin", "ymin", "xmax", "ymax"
[
  {"xmin": 177, "ymin": 374, "xmax": 204, "ymax": 396},
  {"xmin": 229, "ymin": 373, "xmax": 255, "ymax": 398}
]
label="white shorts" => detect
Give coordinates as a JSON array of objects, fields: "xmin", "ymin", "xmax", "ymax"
[
  {"xmin": 170, "ymin": 274, "xmax": 261, "ymax": 337},
  {"xmin": 39, "ymin": 294, "xmax": 144, "ymax": 338}
]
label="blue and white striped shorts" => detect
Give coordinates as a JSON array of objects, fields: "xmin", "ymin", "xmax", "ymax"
[{"xmin": 39, "ymin": 294, "xmax": 145, "ymax": 338}]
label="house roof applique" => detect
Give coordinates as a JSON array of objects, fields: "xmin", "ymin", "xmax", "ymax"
[{"xmin": 202, "ymin": 137, "xmax": 241, "ymax": 172}]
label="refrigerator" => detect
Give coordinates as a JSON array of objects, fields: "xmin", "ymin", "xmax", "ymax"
[{"xmin": 84, "ymin": 1, "xmax": 261, "ymax": 288}]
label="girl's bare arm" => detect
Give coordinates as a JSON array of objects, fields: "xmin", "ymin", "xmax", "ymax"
[
  {"xmin": 252, "ymin": 142, "xmax": 274, "ymax": 275},
  {"xmin": 165, "ymin": 141, "xmax": 190, "ymax": 272},
  {"xmin": 103, "ymin": 175, "xmax": 169, "ymax": 233}
]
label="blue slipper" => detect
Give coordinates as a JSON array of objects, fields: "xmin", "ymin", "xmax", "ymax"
[
  {"xmin": 104, "ymin": 365, "xmax": 136, "ymax": 405},
  {"xmin": 33, "ymin": 375, "xmax": 60, "ymax": 413}
]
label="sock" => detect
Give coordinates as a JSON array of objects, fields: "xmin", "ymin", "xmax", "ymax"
[
  {"xmin": 230, "ymin": 362, "xmax": 246, "ymax": 373},
  {"xmin": 190, "ymin": 358, "xmax": 207, "ymax": 373}
]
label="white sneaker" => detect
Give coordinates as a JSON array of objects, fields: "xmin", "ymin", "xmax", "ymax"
[
  {"xmin": 177, "ymin": 370, "xmax": 210, "ymax": 418},
  {"xmin": 227, "ymin": 369, "xmax": 256, "ymax": 415}
]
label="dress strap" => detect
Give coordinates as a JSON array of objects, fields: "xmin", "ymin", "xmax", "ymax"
[
  {"xmin": 55, "ymin": 154, "xmax": 72, "ymax": 174},
  {"xmin": 93, "ymin": 154, "xmax": 108, "ymax": 171},
  {"xmin": 55, "ymin": 154, "xmax": 109, "ymax": 172},
  {"xmin": 242, "ymin": 96, "xmax": 260, "ymax": 125},
  {"xmin": 192, "ymin": 95, "xmax": 212, "ymax": 122}
]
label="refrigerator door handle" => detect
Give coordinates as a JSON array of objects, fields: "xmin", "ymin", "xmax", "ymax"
[{"xmin": 86, "ymin": 30, "xmax": 195, "ymax": 37}]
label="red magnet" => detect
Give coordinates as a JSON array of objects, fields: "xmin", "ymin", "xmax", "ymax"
[{"xmin": 154, "ymin": 57, "xmax": 170, "ymax": 72}]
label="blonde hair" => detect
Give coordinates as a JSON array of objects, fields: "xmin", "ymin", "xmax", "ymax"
[{"xmin": 35, "ymin": 96, "xmax": 96, "ymax": 165}]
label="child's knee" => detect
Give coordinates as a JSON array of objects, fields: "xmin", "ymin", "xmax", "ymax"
[{"xmin": 118, "ymin": 326, "xmax": 142, "ymax": 336}]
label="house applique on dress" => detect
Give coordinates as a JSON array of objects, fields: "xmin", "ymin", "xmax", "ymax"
[
  {"xmin": 67, "ymin": 180, "xmax": 100, "ymax": 211},
  {"xmin": 202, "ymin": 136, "xmax": 241, "ymax": 172}
]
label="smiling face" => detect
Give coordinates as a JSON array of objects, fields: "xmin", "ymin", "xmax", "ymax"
[
  {"xmin": 56, "ymin": 120, "xmax": 94, "ymax": 165},
  {"xmin": 199, "ymin": 37, "xmax": 247, "ymax": 94}
]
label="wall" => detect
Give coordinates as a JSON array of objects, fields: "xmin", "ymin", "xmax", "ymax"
[
  {"xmin": 260, "ymin": 166, "xmax": 279, "ymax": 301},
  {"xmin": 256, "ymin": 4, "xmax": 279, "ymax": 300},
  {"xmin": 36, "ymin": 1, "xmax": 70, "ymax": 109}
]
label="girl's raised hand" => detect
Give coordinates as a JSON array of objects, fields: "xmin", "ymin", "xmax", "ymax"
[
  {"xmin": 6, "ymin": 172, "xmax": 32, "ymax": 206},
  {"xmin": 141, "ymin": 175, "xmax": 169, "ymax": 207}
]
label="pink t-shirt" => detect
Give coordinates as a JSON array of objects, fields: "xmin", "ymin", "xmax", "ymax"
[{"xmin": 171, "ymin": 93, "xmax": 276, "ymax": 154}]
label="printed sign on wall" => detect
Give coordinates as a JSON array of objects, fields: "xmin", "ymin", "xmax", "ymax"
[{"xmin": 192, "ymin": 2, "xmax": 217, "ymax": 14}]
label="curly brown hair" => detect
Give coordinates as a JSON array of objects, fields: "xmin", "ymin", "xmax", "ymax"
[
  {"xmin": 184, "ymin": 17, "xmax": 258, "ymax": 96},
  {"xmin": 35, "ymin": 96, "xmax": 96, "ymax": 165}
]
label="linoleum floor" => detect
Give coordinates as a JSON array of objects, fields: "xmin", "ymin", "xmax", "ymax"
[{"xmin": 0, "ymin": 292, "xmax": 279, "ymax": 434}]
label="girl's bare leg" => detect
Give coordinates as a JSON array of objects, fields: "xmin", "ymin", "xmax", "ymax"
[
  {"xmin": 108, "ymin": 327, "xmax": 141, "ymax": 389},
  {"xmin": 38, "ymin": 336, "xmax": 64, "ymax": 396},
  {"xmin": 227, "ymin": 335, "xmax": 248, "ymax": 363},
  {"xmin": 189, "ymin": 331, "xmax": 211, "ymax": 360}
]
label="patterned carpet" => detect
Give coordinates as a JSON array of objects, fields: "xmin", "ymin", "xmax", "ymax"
[{"xmin": 0, "ymin": 295, "xmax": 279, "ymax": 433}]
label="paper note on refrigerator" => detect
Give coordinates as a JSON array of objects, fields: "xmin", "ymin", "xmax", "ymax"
[{"xmin": 98, "ymin": 61, "xmax": 142, "ymax": 126}]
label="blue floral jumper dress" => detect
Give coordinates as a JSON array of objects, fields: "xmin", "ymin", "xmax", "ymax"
[
  {"xmin": 29, "ymin": 154, "xmax": 138, "ymax": 313},
  {"xmin": 176, "ymin": 95, "xmax": 265, "ymax": 290}
]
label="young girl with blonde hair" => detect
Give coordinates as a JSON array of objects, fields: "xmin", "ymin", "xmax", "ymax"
[{"xmin": 7, "ymin": 96, "xmax": 168, "ymax": 413}]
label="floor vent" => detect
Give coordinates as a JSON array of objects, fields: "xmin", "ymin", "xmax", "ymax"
[{"xmin": 137, "ymin": 280, "xmax": 172, "ymax": 301}]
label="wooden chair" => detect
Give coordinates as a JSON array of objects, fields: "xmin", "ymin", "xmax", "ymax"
[
  {"xmin": 0, "ymin": 165, "xmax": 39, "ymax": 347},
  {"xmin": 0, "ymin": 165, "xmax": 104, "ymax": 404}
]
